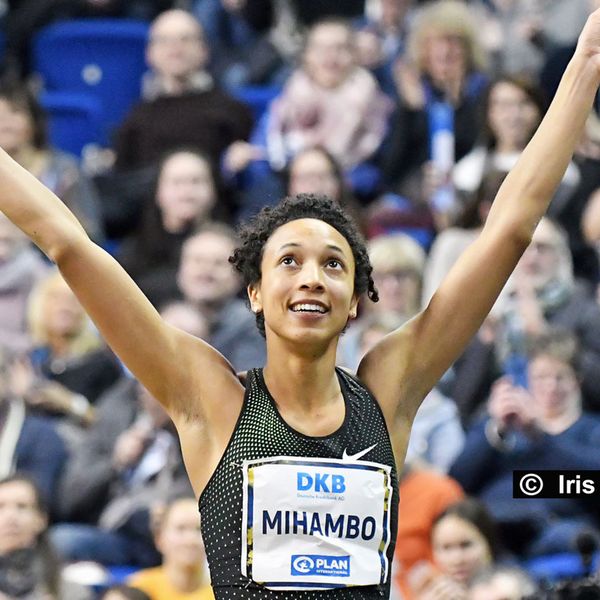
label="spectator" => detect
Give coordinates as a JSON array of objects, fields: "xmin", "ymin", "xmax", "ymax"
[
  {"xmin": 114, "ymin": 9, "xmax": 254, "ymax": 173},
  {"xmin": 450, "ymin": 329, "xmax": 600, "ymax": 557},
  {"xmin": 383, "ymin": 0, "xmax": 488, "ymax": 210},
  {"xmin": 472, "ymin": 0, "xmax": 589, "ymax": 79},
  {"xmin": 468, "ymin": 565, "xmax": 537, "ymax": 600},
  {"xmin": 52, "ymin": 379, "xmax": 192, "ymax": 567},
  {"xmin": 408, "ymin": 498, "xmax": 498, "ymax": 600},
  {"xmin": 236, "ymin": 145, "xmax": 365, "ymax": 227},
  {"xmin": 392, "ymin": 462, "xmax": 464, "ymax": 599},
  {"xmin": 129, "ymin": 497, "xmax": 213, "ymax": 599},
  {"xmin": 193, "ymin": 0, "xmax": 280, "ymax": 89},
  {"xmin": 0, "ymin": 347, "xmax": 67, "ymax": 507},
  {"xmin": 264, "ymin": 18, "xmax": 393, "ymax": 173},
  {"xmin": 117, "ymin": 149, "xmax": 224, "ymax": 307},
  {"xmin": 0, "ymin": 213, "xmax": 49, "ymax": 353},
  {"xmin": 451, "ymin": 217, "xmax": 600, "ymax": 421},
  {"xmin": 368, "ymin": 233, "xmax": 425, "ymax": 319},
  {"xmin": 354, "ymin": 0, "xmax": 416, "ymax": 95},
  {"xmin": 0, "ymin": 474, "xmax": 91, "ymax": 599},
  {"xmin": 453, "ymin": 76, "xmax": 545, "ymax": 197},
  {"xmin": 422, "ymin": 170, "xmax": 506, "ymax": 305},
  {"xmin": 452, "ymin": 76, "xmax": 579, "ymax": 214},
  {"xmin": 176, "ymin": 225, "xmax": 266, "ymax": 371},
  {"xmin": 27, "ymin": 270, "xmax": 122, "ymax": 409},
  {"xmin": 339, "ymin": 233, "xmax": 425, "ymax": 370},
  {"xmin": 0, "ymin": 82, "xmax": 104, "ymax": 242}
]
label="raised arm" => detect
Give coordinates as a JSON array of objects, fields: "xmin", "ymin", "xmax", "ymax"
[
  {"xmin": 0, "ymin": 148, "xmax": 241, "ymax": 419},
  {"xmin": 359, "ymin": 10, "xmax": 600, "ymax": 426}
]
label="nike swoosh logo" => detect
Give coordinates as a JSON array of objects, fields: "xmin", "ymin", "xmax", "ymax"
[{"xmin": 342, "ymin": 443, "xmax": 378, "ymax": 462}]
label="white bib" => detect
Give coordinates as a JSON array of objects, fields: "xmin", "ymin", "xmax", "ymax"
[{"xmin": 241, "ymin": 455, "xmax": 394, "ymax": 591}]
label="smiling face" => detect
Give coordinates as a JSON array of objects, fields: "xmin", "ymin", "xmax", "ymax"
[
  {"xmin": 156, "ymin": 498, "xmax": 206, "ymax": 570},
  {"xmin": 303, "ymin": 23, "xmax": 356, "ymax": 89},
  {"xmin": 487, "ymin": 81, "xmax": 541, "ymax": 151},
  {"xmin": 248, "ymin": 219, "xmax": 358, "ymax": 349},
  {"xmin": 432, "ymin": 515, "xmax": 492, "ymax": 585}
]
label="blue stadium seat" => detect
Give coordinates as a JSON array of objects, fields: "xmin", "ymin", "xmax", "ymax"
[
  {"xmin": 32, "ymin": 19, "xmax": 149, "ymax": 145},
  {"xmin": 40, "ymin": 91, "xmax": 103, "ymax": 157},
  {"xmin": 525, "ymin": 551, "xmax": 600, "ymax": 583},
  {"xmin": 230, "ymin": 85, "xmax": 281, "ymax": 121}
]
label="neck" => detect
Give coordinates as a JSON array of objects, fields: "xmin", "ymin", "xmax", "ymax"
[
  {"xmin": 163, "ymin": 560, "xmax": 205, "ymax": 593},
  {"xmin": 161, "ymin": 213, "xmax": 189, "ymax": 234},
  {"xmin": 262, "ymin": 335, "xmax": 343, "ymax": 434},
  {"xmin": 539, "ymin": 406, "xmax": 581, "ymax": 435},
  {"xmin": 495, "ymin": 140, "xmax": 522, "ymax": 154},
  {"xmin": 11, "ymin": 145, "xmax": 46, "ymax": 175}
]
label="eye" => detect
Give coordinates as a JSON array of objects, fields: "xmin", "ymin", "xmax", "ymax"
[
  {"xmin": 280, "ymin": 256, "xmax": 296, "ymax": 266},
  {"xmin": 326, "ymin": 259, "xmax": 343, "ymax": 269}
]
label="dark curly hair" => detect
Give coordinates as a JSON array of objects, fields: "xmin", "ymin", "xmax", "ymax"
[{"xmin": 229, "ymin": 193, "xmax": 378, "ymax": 337}]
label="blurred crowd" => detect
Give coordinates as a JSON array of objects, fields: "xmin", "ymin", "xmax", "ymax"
[{"xmin": 2, "ymin": 0, "xmax": 600, "ymax": 598}]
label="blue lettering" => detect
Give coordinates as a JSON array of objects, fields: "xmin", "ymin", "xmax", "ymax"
[
  {"xmin": 331, "ymin": 475, "xmax": 346, "ymax": 493},
  {"xmin": 263, "ymin": 510, "xmax": 282, "ymax": 535},
  {"xmin": 297, "ymin": 473, "xmax": 313, "ymax": 491},
  {"xmin": 314, "ymin": 473, "xmax": 330, "ymax": 493}
]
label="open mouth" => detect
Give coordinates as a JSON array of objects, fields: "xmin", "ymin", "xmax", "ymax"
[{"xmin": 289, "ymin": 302, "xmax": 329, "ymax": 315}]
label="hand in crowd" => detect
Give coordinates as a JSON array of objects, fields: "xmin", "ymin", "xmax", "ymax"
[
  {"xmin": 223, "ymin": 141, "xmax": 266, "ymax": 174},
  {"xmin": 393, "ymin": 59, "xmax": 425, "ymax": 110},
  {"xmin": 112, "ymin": 418, "xmax": 153, "ymax": 472},
  {"xmin": 9, "ymin": 356, "xmax": 95, "ymax": 425},
  {"xmin": 488, "ymin": 377, "xmax": 537, "ymax": 435}
]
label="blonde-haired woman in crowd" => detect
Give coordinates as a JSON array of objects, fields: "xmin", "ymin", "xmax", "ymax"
[
  {"xmin": 23, "ymin": 271, "xmax": 121, "ymax": 431},
  {"xmin": 384, "ymin": 0, "xmax": 489, "ymax": 208}
]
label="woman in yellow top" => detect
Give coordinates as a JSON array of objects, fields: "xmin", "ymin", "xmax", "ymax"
[{"xmin": 129, "ymin": 497, "xmax": 213, "ymax": 600}]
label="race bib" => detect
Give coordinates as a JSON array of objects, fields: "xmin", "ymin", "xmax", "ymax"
[{"xmin": 241, "ymin": 455, "xmax": 393, "ymax": 591}]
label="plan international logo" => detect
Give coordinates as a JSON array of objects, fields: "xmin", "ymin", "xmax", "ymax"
[{"xmin": 291, "ymin": 555, "xmax": 350, "ymax": 577}]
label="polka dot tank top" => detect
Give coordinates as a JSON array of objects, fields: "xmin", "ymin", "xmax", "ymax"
[{"xmin": 199, "ymin": 368, "xmax": 399, "ymax": 599}]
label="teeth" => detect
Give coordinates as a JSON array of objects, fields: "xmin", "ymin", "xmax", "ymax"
[{"xmin": 291, "ymin": 303, "xmax": 326, "ymax": 313}]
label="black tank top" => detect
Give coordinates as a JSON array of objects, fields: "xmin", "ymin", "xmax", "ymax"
[{"xmin": 199, "ymin": 367, "xmax": 399, "ymax": 599}]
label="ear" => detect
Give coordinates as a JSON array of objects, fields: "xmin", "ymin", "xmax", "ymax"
[
  {"xmin": 247, "ymin": 283, "xmax": 263, "ymax": 314},
  {"xmin": 348, "ymin": 294, "xmax": 359, "ymax": 320}
]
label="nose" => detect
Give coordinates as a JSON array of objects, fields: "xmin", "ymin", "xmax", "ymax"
[{"xmin": 299, "ymin": 260, "xmax": 325, "ymax": 291}]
